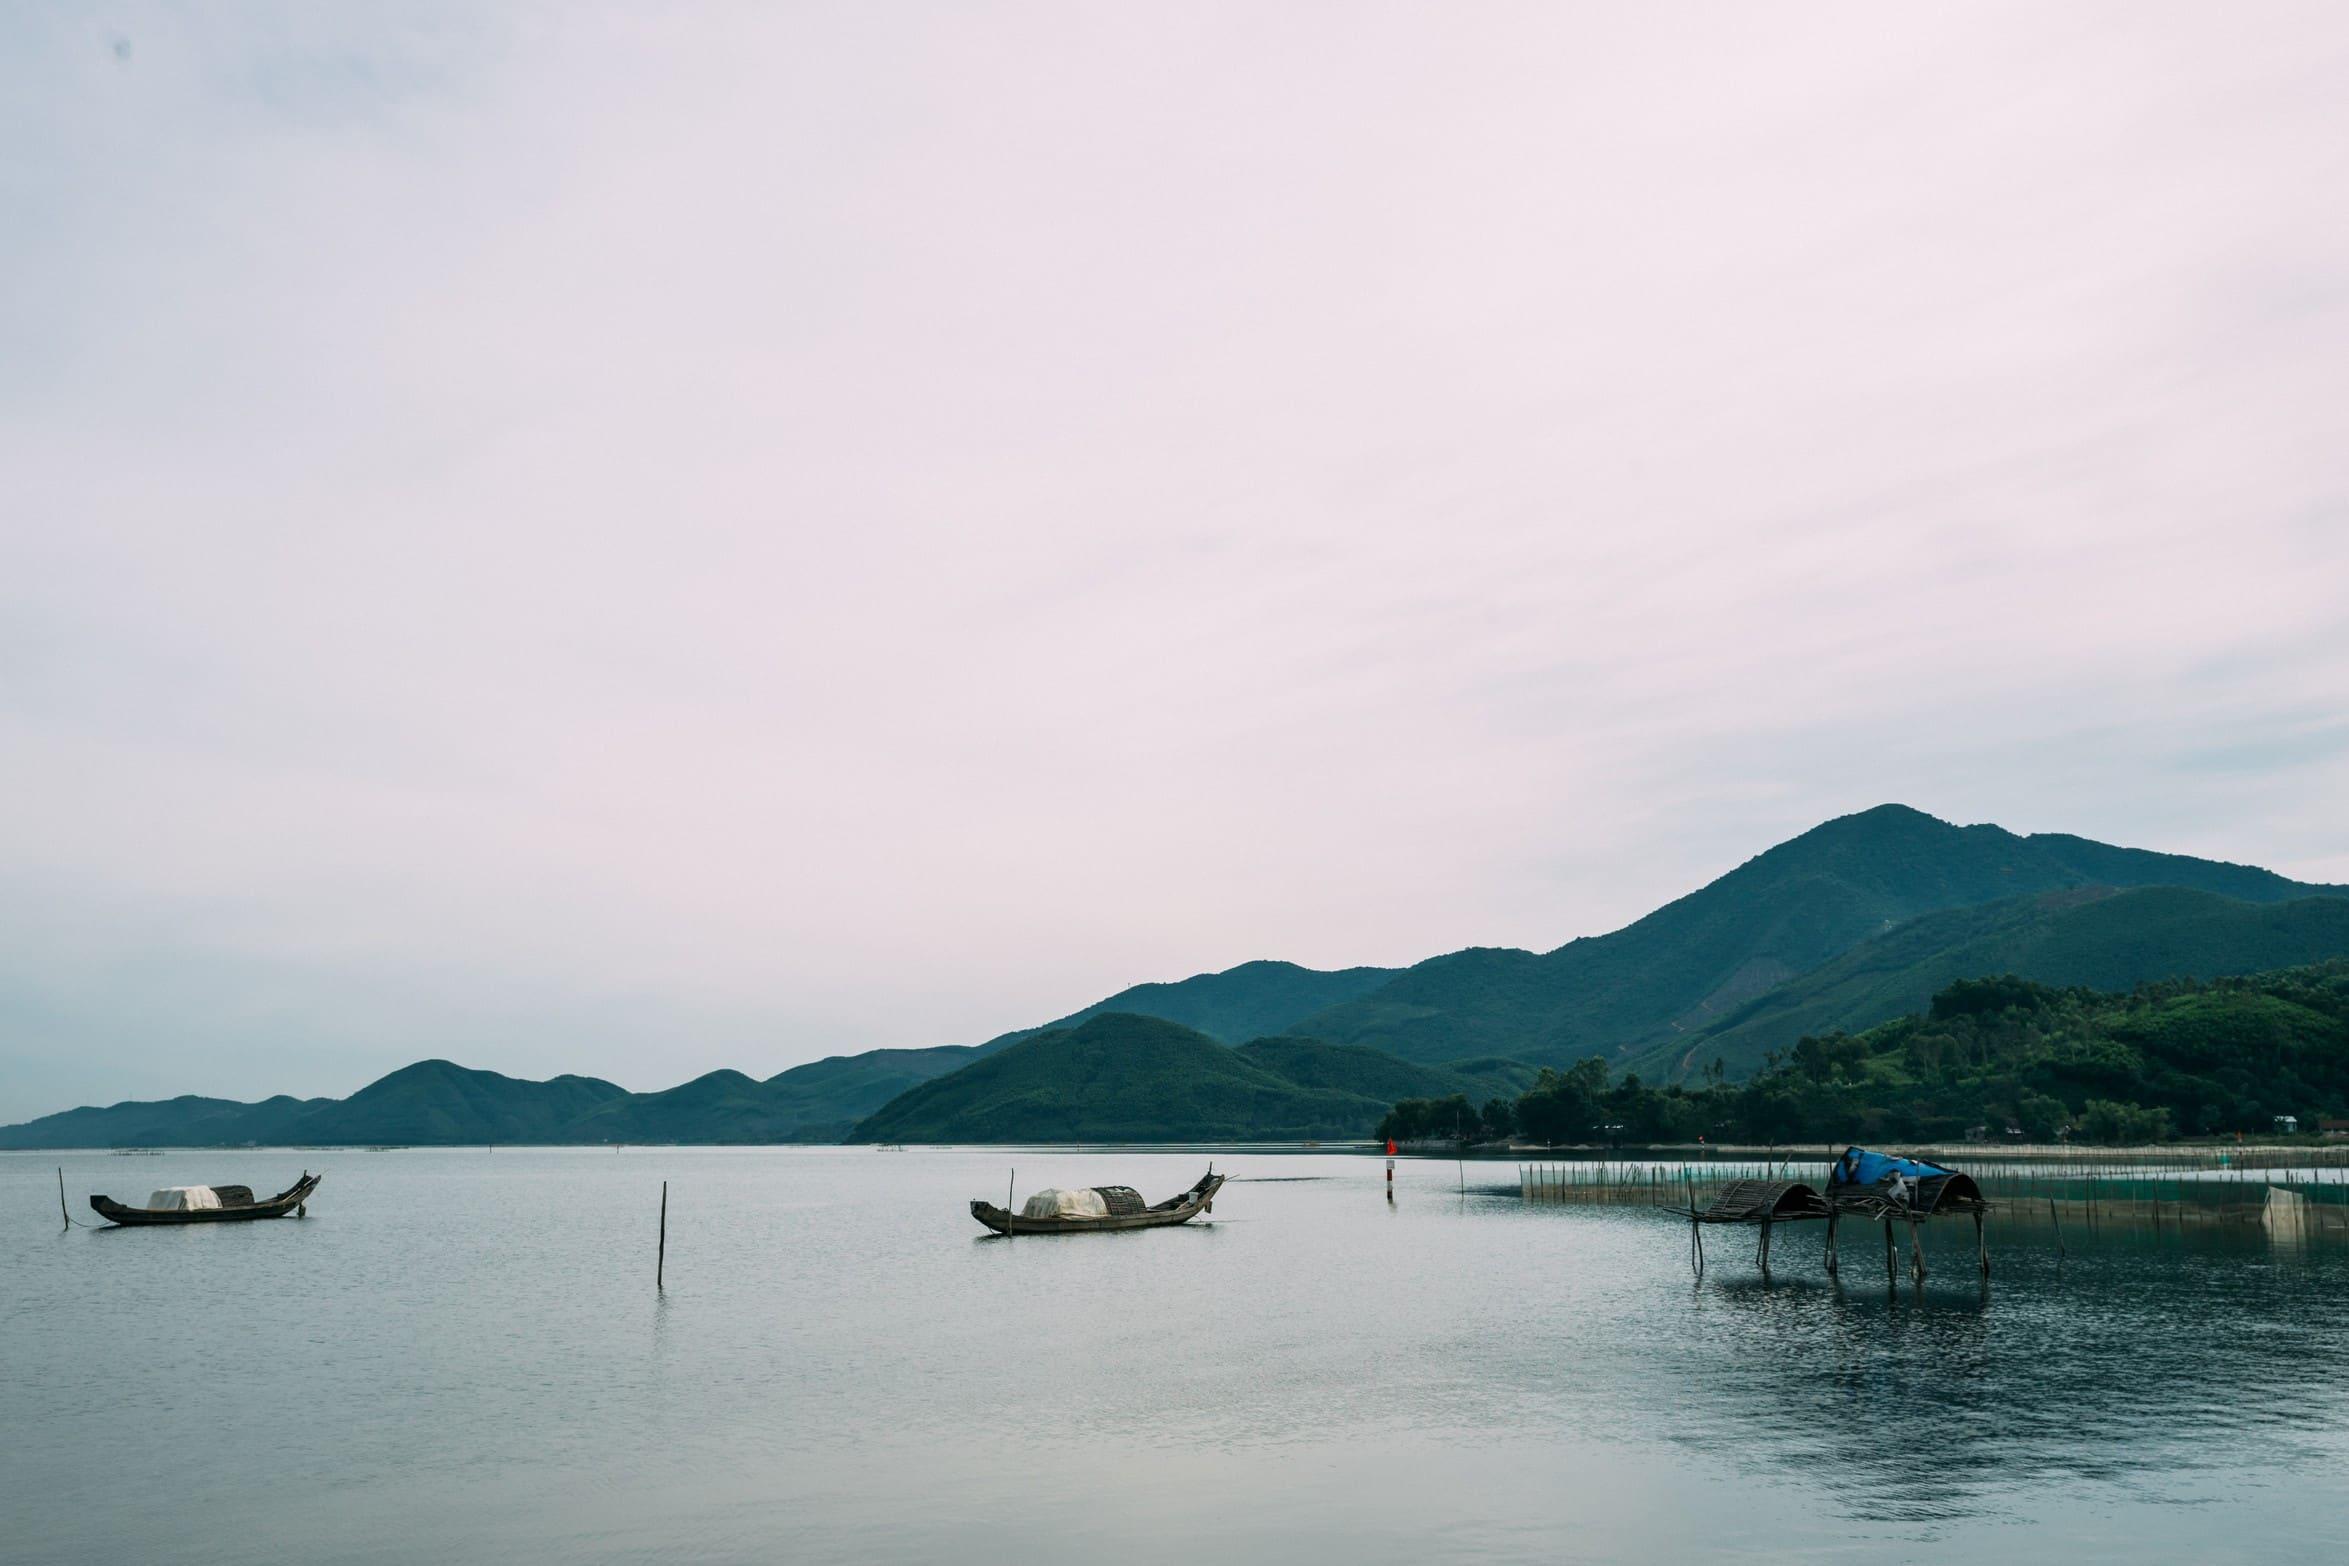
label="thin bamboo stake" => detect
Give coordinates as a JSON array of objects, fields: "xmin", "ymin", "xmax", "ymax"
[
  {"xmin": 59, "ymin": 1167, "xmax": 69, "ymax": 1229},
  {"xmin": 657, "ymin": 1180, "xmax": 667, "ymax": 1291}
]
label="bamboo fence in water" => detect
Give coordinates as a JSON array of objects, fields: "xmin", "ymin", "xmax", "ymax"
[{"xmin": 1516, "ymin": 1144, "xmax": 2349, "ymax": 1242}]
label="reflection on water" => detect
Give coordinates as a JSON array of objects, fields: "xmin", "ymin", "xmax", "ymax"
[{"xmin": 6, "ymin": 1148, "xmax": 2346, "ymax": 1564}]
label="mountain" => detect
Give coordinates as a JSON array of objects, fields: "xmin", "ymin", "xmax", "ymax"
[
  {"xmin": 289, "ymin": 1060, "xmax": 630, "ymax": 1145},
  {"xmin": 1291, "ymin": 805, "xmax": 2346, "ymax": 1069},
  {"xmin": 0, "ymin": 1093, "xmax": 335, "ymax": 1151},
  {"xmin": 752, "ymin": 1044, "xmax": 1008, "ymax": 1139},
  {"xmin": 851, "ymin": 1013, "xmax": 1503, "ymax": 1142},
  {"xmin": 1382, "ymin": 960, "xmax": 2349, "ymax": 1147},
  {"xmin": 0, "ymin": 1044, "xmax": 999, "ymax": 1150},
  {"xmin": 13, "ymin": 807, "xmax": 2344, "ymax": 1146},
  {"xmin": 559, "ymin": 1069, "xmax": 801, "ymax": 1144},
  {"xmin": 971, "ymin": 959, "xmax": 1401, "ymax": 1053},
  {"xmin": 1231, "ymin": 1037, "xmax": 1535, "ymax": 1106},
  {"xmin": 1654, "ymin": 887, "xmax": 2349, "ymax": 1078}
]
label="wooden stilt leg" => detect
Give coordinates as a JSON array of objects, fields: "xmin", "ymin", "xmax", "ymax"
[
  {"xmin": 1884, "ymin": 1217, "xmax": 1896, "ymax": 1282},
  {"xmin": 1909, "ymin": 1218, "xmax": 1926, "ymax": 1281},
  {"xmin": 1825, "ymin": 1209, "xmax": 1839, "ymax": 1275},
  {"xmin": 1975, "ymin": 1209, "xmax": 1988, "ymax": 1277}
]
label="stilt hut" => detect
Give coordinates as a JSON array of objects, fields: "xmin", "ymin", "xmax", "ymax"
[
  {"xmin": 1665, "ymin": 1178, "xmax": 1829, "ymax": 1273},
  {"xmin": 1823, "ymin": 1147, "xmax": 1990, "ymax": 1279}
]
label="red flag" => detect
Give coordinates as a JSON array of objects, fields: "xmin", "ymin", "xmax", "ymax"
[{"xmin": 1386, "ymin": 1138, "xmax": 1397, "ymax": 1156}]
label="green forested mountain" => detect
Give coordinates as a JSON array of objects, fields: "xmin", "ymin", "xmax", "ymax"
[
  {"xmin": 1654, "ymin": 887, "xmax": 2349, "ymax": 1078},
  {"xmin": 1400, "ymin": 961, "xmax": 2349, "ymax": 1146},
  {"xmin": 12, "ymin": 808, "xmax": 2346, "ymax": 1147},
  {"xmin": 1232, "ymin": 1037, "xmax": 1534, "ymax": 1106},
  {"xmin": 290, "ymin": 1060, "xmax": 630, "ymax": 1144},
  {"xmin": 752, "ymin": 1043, "xmax": 1009, "ymax": 1140},
  {"xmin": 850, "ymin": 1013, "xmax": 1518, "ymax": 1142},
  {"xmin": 1294, "ymin": 805, "xmax": 2344, "ymax": 1069},
  {"xmin": 0, "ymin": 1047, "xmax": 996, "ymax": 1149},
  {"xmin": 560, "ymin": 1069, "xmax": 806, "ymax": 1144},
  {"xmin": 0, "ymin": 1092, "xmax": 336, "ymax": 1151},
  {"xmin": 970, "ymin": 959, "xmax": 1400, "ymax": 1053}
]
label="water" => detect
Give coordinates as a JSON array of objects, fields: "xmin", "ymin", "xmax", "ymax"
[{"xmin": 7, "ymin": 1147, "xmax": 2347, "ymax": 1564}]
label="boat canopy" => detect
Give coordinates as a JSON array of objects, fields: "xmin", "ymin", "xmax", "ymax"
[
  {"xmin": 1022, "ymin": 1188, "xmax": 1109, "ymax": 1220},
  {"xmin": 1830, "ymin": 1148, "xmax": 1953, "ymax": 1195},
  {"xmin": 146, "ymin": 1186, "xmax": 223, "ymax": 1211}
]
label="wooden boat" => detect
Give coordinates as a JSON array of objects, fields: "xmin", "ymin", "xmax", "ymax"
[
  {"xmin": 970, "ymin": 1169, "xmax": 1224, "ymax": 1235},
  {"xmin": 90, "ymin": 1171, "xmax": 322, "ymax": 1227}
]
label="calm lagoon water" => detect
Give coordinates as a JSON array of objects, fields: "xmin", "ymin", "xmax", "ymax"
[{"xmin": 7, "ymin": 1147, "xmax": 2347, "ymax": 1564}]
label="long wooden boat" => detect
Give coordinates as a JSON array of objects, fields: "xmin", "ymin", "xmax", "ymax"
[
  {"xmin": 970, "ymin": 1169, "xmax": 1223, "ymax": 1235},
  {"xmin": 90, "ymin": 1171, "xmax": 322, "ymax": 1227}
]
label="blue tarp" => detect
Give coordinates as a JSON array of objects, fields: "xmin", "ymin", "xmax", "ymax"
[{"xmin": 1830, "ymin": 1146, "xmax": 1953, "ymax": 1192}]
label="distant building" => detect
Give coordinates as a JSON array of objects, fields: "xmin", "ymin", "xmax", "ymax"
[
  {"xmin": 2273, "ymin": 1114, "xmax": 2300, "ymax": 1135},
  {"xmin": 2320, "ymin": 1117, "xmax": 2349, "ymax": 1141}
]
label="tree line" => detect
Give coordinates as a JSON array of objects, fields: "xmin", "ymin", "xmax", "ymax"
[{"xmin": 1377, "ymin": 961, "xmax": 2349, "ymax": 1146}]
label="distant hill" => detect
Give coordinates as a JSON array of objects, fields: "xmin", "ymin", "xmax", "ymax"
[
  {"xmin": 1231, "ymin": 1037, "xmax": 1535, "ymax": 1106},
  {"xmin": 559, "ymin": 1042, "xmax": 1014, "ymax": 1144},
  {"xmin": 1291, "ymin": 805, "xmax": 2346, "ymax": 1068},
  {"xmin": 1378, "ymin": 960, "xmax": 2349, "ymax": 1147},
  {"xmin": 0, "ymin": 1027, "xmax": 1478, "ymax": 1149},
  {"xmin": 970, "ymin": 959, "xmax": 1401, "ymax": 1053},
  {"xmin": 290, "ymin": 1060, "xmax": 629, "ymax": 1145},
  {"xmin": 1650, "ymin": 887, "xmax": 2349, "ymax": 1079},
  {"xmin": 850, "ymin": 1013, "xmax": 1503, "ymax": 1142},
  {"xmin": 0, "ymin": 1092, "xmax": 336, "ymax": 1151},
  {"xmin": 13, "ymin": 806, "xmax": 2345, "ymax": 1145},
  {"xmin": 747, "ymin": 1043, "xmax": 1007, "ymax": 1141},
  {"xmin": 0, "ymin": 1043, "xmax": 999, "ymax": 1150}
]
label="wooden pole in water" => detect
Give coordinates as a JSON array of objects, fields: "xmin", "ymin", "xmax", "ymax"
[
  {"xmin": 657, "ymin": 1180, "xmax": 667, "ymax": 1291},
  {"xmin": 1975, "ymin": 1209, "xmax": 1989, "ymax": 1277},
  {"xmin": 1825, "ymin": 1208, "xmax": 1839, "ymax": 1275},
  {"xmin": 1883, "ymin": 1217, "xmax": 1896, "ymax": 1281},
  {"xmin": 1007, "ymin": 1168, "xmax": 1016, "ymax": 1236},
  {"xmin": 59, "ymin": 1166, "xmax": 69, "ymax": 1228},
  {"xmin": 1909, "ymin": 1217, "xmax": 1926, "ymax": 1281}
]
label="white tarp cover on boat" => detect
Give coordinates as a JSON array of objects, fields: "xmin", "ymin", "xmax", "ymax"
[
  {"xmin": 1021, "ymin": 1187, "xmax": 1109, "ymax": 1219},
  {"xmin": 146, "ymin": 1186, "xmax": 223, "ymax": 1212}
]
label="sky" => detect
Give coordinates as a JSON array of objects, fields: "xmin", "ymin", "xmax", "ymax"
[{"xmin": 4, "ymin": 3, "xmax": 2347, "ymax": 1120}]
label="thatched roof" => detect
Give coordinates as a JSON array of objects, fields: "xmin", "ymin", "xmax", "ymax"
[{"xmin": 1682, "ymin": 1178, "xmax": 1829, "ymax": 1225}]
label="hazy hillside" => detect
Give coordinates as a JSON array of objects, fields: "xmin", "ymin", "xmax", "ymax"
[
  {"xmin": 1294, "ymin": 805, "xmax": 2346, "ymax": 1068},
  {"xmin": 0, "ymin": 1093, "xmax": 334, "ymax": 1151},
  {"xmin": 0, "ymin": 1044, "xmax": 997, "ymax": 1149},
  {"xmin": 852, "ymin": 1014, "xmax": 1424, "ymax": 1142},
  {"xmin": 971, "ymin": 959, "xmax": 1401, "ymax": 1053},
  {"xmin": 560, "ymin": 1069, "xmax": 801, "ymax": 1144},
  {"xmin": 750, "ymin": 1043, "xmax": 1009, "ymax": 1141},
  {"xmin": 1232, "ymin": 1037, "xmax": 1535, "ymax": 1106},
  {"xmin": 14, "ymin": 807, "xmax": 2343, "ymax": 1146},
  {"xmin": 290, "ymin": 1060, "xmax": 630, "ymax": 1145},
  {"xmin": 1386, "ymin": 961, "xmax": 2349, "ymax": 1147},
  {"xmin": 1651, "ymin": 887, "xmax": 2349, "ymax": 1078},
  {"xmin": 1700, "ymin": 962, "xmax": 2349, "ymax": 1143}
]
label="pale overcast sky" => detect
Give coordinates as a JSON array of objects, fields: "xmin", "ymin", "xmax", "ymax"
[{"xmin": 4, "ymin": 4, "xmax": 2347, "ymax": 1119}]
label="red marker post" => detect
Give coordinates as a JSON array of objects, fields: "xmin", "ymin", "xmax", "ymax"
[{"xmin": 1386, "ymin": 1137, "xmax": 1396, "ymax": 1200}]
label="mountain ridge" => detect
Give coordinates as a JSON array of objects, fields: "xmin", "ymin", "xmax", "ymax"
[
  {"xmin": 9, "ymin": 806, "xmax": 2346, "ymax": 1146},
  {"xmin": 1645, "ymin": 885, "xmax": 2349, "ymax": 1079},
  {"xmin": 850, "ymin": 1013, "xmax": 1532, "ymax": 1143},
  {"xmin": 1287, "ymin": 804, "xmax": 2345, "ymax": 1067}
]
